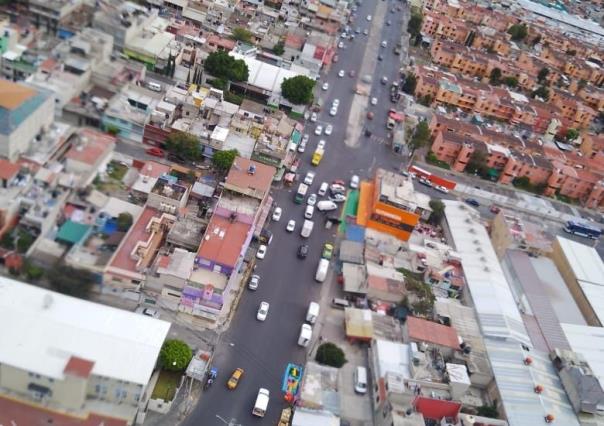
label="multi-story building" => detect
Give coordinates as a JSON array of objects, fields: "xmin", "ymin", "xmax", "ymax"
[
  {"xmin": 489, "ymin": 210, "xmax": 553, "ymax": 259},
  {"xmin": 28, "ymin": 0, "xmax": 85, "ymax": 34},
  {"xmin": 357, "ymin": 168, "xmax": 429, "ymax": 242},
  {"xmin": 0, "ymin": 277, "xmax": 170, "ymax": 426}
]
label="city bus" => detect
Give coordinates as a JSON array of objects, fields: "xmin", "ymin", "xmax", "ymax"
[{"xmin": 563, "ymin": 220, "xmax": 603, "ymax": 240}]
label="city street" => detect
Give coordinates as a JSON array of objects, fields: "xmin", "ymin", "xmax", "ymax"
[{"xmin": 181, "ymin": 1, "xmax": 411, "ymax": 425}]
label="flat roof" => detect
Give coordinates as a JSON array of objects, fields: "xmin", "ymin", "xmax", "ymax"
[
  {"xmin": 561, "ymin": 323, "xmax": 604, "ymax": 385},
  {"xmin": 197, "ymin": 214, "xmax": 250, "ymax": 268},
  {"xmin": 0, "ymin": 278, "xmax": 170, "ymax": 385},
  {"xmin": 225, "ymin": 157, "xmax": 275, "ymax": 198},
  {"xmin": 0, "ymin": 79, "xmax": 36, "ymax": 110},
  {"xmin": 65, "ymin": 129, "xmax": 115, "ymax": 165},
  {"xmin": 406, "ymin": 316, "xmax": 459, "ymax": 349},
  {"xmin": 443, "ymin": 201, "xmax": 530, "ymax": 345}
]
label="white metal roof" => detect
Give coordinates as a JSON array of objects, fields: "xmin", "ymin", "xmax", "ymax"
[
  {"xmin": 0, "ymin": 278, "xmax": 170, "ymax": 385},
  {"xmin": 374, "ymin": 339, "xmax": 411, "ymax": 380},
  {"xmin": 556, "ymin": 236, "xmax": 604, "ymax": 325},
  {"xmin": 561, "ymin": 323, "xmax": 604, "ymax": 385},
  {"xmin": 443, "ymin": 201, "xmax": 530, "ymax": 345}
]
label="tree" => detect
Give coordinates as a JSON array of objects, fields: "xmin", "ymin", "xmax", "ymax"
[
  {"xmin": 47, "ymin": 265, "xmax": 95, "ymax": 299},
  {"xmin": 117, "ymin": 212, "xmax": 134, "ymax": 232},
  {"xmin": 165, "ymin": 131, "xmax": 201, "ymax": 161},
  {"xmin": 315, "ymin": 342, "xmax": 347, "ymax": 368},
  {"xmin": 204, "ymin": 51, "xmax": 249, "ymax": 82},
  {"xmin": 537, "ymin": 67, "xmax": 549, "ymax": 84},
  {"xmin": 507, "ymin": 23, "xmax": 528, "ymax": 41},
  {"xmin": 532, "ymin": 85, "xmax": 550, "ymax": 101},
  {"xmin": 419, "ymin": 94, "xmax": 433, "ymax": 106},
  {"xmin": 502, "ymin": 76, "xmax": 518, "ymax": 88},
  {"xmin": 212, "ymin": 149, "xmax": 239, "ymax": 171},
  {"xmin": 428, "ymin": 200, "xmax": 445, "ymax": 225},
  {"xmin": 159, "ymin": 339, "xmax": 193, "ymax": 372},
  {"xmin": 566, "ymin": 128, "xmax": 579, "ymax": 142},
  {"xmin": 16, "ymin": 230, "xmax": 34, "ymax": 254},
  {"xmin": 232, "ymin": 27, "xmax": 252, "ymax": 43},
  {"xmin": 273, "ymin": 40, "xmax": 285, "ymax": 56},
  {"xmin": 477, "ymin": 403, "xmax": 499, "ymax": 418},
  {"xmin": 489, "ymin": 67, "xmax": 502, "ymax": 85},
  {"xmin": 407, "ymin": 12, "xmax": 423, "ymax": 38},
  {"xmin": 410, "ymin": 121, "xmax": 430, "ymax": 149},
  {"xmin": 466, "ymin": 149, "xmax": 488, "ymax": 177},
  {"xmin": 23, "ymin": 260, "xmax": 44, "ymax": 282},
  {"xmin": 281, "ymin": 75, "xmax": 315, "ymax": 105},
  {"xmin": 106, "ymin": 124, "xmax": 120, "ymax": 136},
  {"xmin": 0, "ymin": 232, "xmax": 14, "ymax": 250},
  {"xmin": 512, "ymin": 176, "xmax": 531, "ymax": 189},
  {"xmin": 402, "ymin": 73, "xmax": 417, "ymax": 95}
]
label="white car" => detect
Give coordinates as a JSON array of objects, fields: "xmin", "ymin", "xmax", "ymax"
[
  {"xmin": 136, "ymin": 307, "xmax": 160, "ymax": 318},
  {"xmin": 257, "ymin": 302, "xmax": 270, "ymax": 321},
  {"xmin": 381, "ymin": 40, "xmax": 387, "ymax": 48},
  {"xmin": 256, "ymin": 245, "xmax": 267, "ymax": 259},
  {"xmin": 329, "ymin": 106, "xmax": 338, "ymax": 116},
  {"xmin": 332, "ymin": 99, "xmax": 340, "ymax": 108},
  {"xmin": 322, "ymin": 82, "xmax": 329, "ymax": 91},
  {"xmin": 304, "ymin": 205, "xmax": 315, "ymax": 219},
  {"xmin": 350, "ymin": 175, "xmax": 360, "ymax": 189},
  {"xmin": 315, "ymin": 125, "xmax": 323, "ymax": 136},
  {"xmin": 363, "ymin": 29, "xmax": 369, "ymax": 35},
  {"xmin": 310, "ymin": 112, "xmax": 318, "ymax": 122},
  {"xmin": 307, "ymin": 193, "xmax": 317, "ymax": 206},
  {"xmin": 317, "ymin": 139, "xmax": 326, "ymax": 150},
  {"xmin": 304, "ymin": 171, "xmax": 316, "ymax": 185},
  {"xmin": 286, "ymin": 219, "xmax": 296, "ymax": 232},
  {"xmin": 248, "ymin": 274, "xmax": 260, "ymax": 290},
  {"xmin": 302, "ymin": 133, "xmax": 309, "ymax": 145},
  {"xmin": 371, "ymin": 97, "xmax": 378, "ymax": 105},
  {"xmin": 338, "ymin": 70, "xmax": 345, "ymax": 78},
  {"xmin": 325, "ymin": 124, "xmax": 333, "ymax": 135},
  {"xmin": 272, "ymin": 207, "xmax": 282, "ymax": 221},
  {"xmin": 297, "ymin": 140, "xmax": 306, "ymax": 153},
  {"xmin": 338, "ymin": 41, "xmax": 344, "ymax": 49},
  {"xmin": 329, "ymin": 193, "xmax": 347, "ymax": 203},
  {"xmin": 366, "ymin": 15, "xmax": 372, "ymax": 21},
  {"xmin": 318, "ymin": 182, "xmax": 328, "ymax": 196},
  {"xmin": 435, "ymin": 185, "xmax": 449, "ymax": 194}
]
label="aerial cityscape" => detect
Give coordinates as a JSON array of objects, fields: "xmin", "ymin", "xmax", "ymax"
[{"xmin": 0, "ymin": 0, "xmax": 603, "ymax": 425}]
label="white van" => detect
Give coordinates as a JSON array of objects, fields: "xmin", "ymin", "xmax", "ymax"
[
  {"xmin": 304, "ymin": 205, "xmax": 315, "ymax": 219},
  {"xmin": 252, "ymin": 388, "xmax": 270, "ymax": 417},
  {"xmin": 306, "ymin": 302, "xmax": 320, "ymax": 324},
  {"xmin": 146, "ymin": 81, "xmax": 162, "ymax": 92},
  {"xmin": 354, "ymin": 366, "xmax": 368, "ymax": 394},
  {"xmin": 315, "ymin": 258, "xmax": 329, "ymax": 282},
  {"xmin": 298, "ymin": 323, "xmax": 312, "ymax": 347},
  {"xmin": 301, "ymin": 219, "xmax": 314, "ymax": 238},
  {"xmin": 317, "ymin": 200, "xmax": 338, "ymax": 212},
  {"xmin": 318, "ymin": 182, "xmax": 328, "ymax": 196}
]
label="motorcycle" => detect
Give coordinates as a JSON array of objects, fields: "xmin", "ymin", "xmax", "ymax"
[{"xmin": 204, "ymin": 367, "xmax": 218, "ymax": 390}]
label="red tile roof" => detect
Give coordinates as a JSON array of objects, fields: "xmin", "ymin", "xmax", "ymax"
[
  {"xmin": 64, "ymin": 356, "xmax": 95, "ymax": 379},
  {"xmin": 225, "ymin": 157, "xmax": 275, "ymax": 197},
  {"xmin": 197, "ymin": 214, "xmax": 251, "ymax": 268},
  {"xmin": 406, "ymin": 316, "xmax": 459, "ymax": 349},
  {"xmin": 0, "ymin": 159, "xmax": 20, "ymax": 181},
  {"xmin": 0, "ymin": 395, "xmax": 127, "ymax": 426}
]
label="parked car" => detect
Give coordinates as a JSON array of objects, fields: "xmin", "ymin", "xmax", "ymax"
[
  {"xmin": 307, "ymin": 193, "xmax": 317, "ymax": 206},
  {"xmin": 297, "ymin": 244, "xmax": 309, "ymax": 259},
  {"xmin": 304, "ymin": 171, "xmax": 316, "ymax": 185},
  {"xmin": 248, "ymin": 274, "xmax": 260, "ymax": 291},
  {"xmin": 338, "ymin": 70, "xmax": 345, "ymax": 77},
  {"xmin": 272, "ymin": 207, "xmax": 282, "ymax": 221},
  {"xmin": 322, "ymin": 82, "xmax": 329, "ymax": 91},
  {"xmin": 465, "ymin": 198, "xmax": 480, "ymax": 207},
  {"xmin": 257, "ymin": 302, "xmax": 270, "ymax": 321},
  {"xmin": 350, "ymin": 175, "xmax": 360, "ymax": 189},
  {"xmin": 146, "ymin": 147, "xmax": 165, "ymax": 158},
  {"xmin": 135, "ymin": 307, "xmax": 160, "ymax": 318},
  {"xmin": 310, "ymin": 112, "xmax": 318, "ymax": 122},
  {"xmin": 256, "ymin": 245, "xmax": 268, "ymax": 259},
  {"xmin": 325, "ymin": 124, "xmax": 333, "ymax": 135},
  {"xmin": 332, "ymin": 99, "xmax": 340, "ymax": 108},
  {"xmin": 304, "ymin": 205, "xmax": 315, "ymax": 219},
  {"xmin": 329, "ymin": 193, "xmax": 347, "ymax": 203},
  {"xmin": 371, "ymin": 97, "xmax": 378, "ymax": 105},
  {"xmin": 314, "ymin": 125, "xmax": 323, "ymax": 136},
  {"xmin": 329, "ymin": 106, "xmax": 338, "ymax": 116},
  {"xmin": 322, "ymin": 243, "xmax": 334, "ymax": 260},
  {"xmin": 317, "ymin": 140, "xmax": 326, "ymax": 150},
  {"xmin": 297, "ymin": 140, "xmax": 307, "ymax": 153},
  {"xmin": 318, "ymin": 182, "xmax": 328, "ymax": 196}
]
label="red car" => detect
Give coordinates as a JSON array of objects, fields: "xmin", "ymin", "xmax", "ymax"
[
  {"xmin": 146, "ymin": 147, "xmax": 165, "ymax": 158},
  {"xmin": 332, "ymin": 179, "xmax": 346, "ymax": 187}
]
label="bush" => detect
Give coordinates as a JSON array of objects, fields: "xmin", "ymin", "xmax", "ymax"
[
  {"xmin": 212, "ymin": 149, "xmax": 239, "ymax": 171},
  {"xmin": 315, "ymin": 342, "xmax": 347, "ymax": 368},
  {"xmin": 426, "ymin": 152, "xmax": 451, "ymax": 169},
  {"xmin": 23, "ymin": 260, "xmax": 44, "ymax": 282},
  {"xmin": 159, "ymin": 339, "xmax": 193, "ymax": 372},
  {"xmin": 106, "ymin": 124, "xmax": 120, "ymax": 136},
  {"xmin": 0, "ymin": 233, "xmax": 14, "ymax": 250},
  {"xmin": 117, "ymin": 212, "xmax": 133, "ymax": 232},
  {"xmin": 48, "ymin": 265, "xmax": 95, "ymax": 299},
  {"xmin": 224, "ymin": 91, "xmax": 244, "ymax": 105},
  {"xmin": 16, "ymin": 230, "xmax": 34, "ymax": 254}
]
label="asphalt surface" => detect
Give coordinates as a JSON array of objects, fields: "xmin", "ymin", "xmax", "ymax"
[{"xmin": 181, "ymin": 1, "xmax": 410, "ymax": 425}]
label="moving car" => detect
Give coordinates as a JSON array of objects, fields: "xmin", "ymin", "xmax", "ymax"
[
  {"xmin": 332, "ymin": 99, "xmax": 340, "ymax": 108},
  {"xmin": 301, "ymin": 219, "xmax": 314, "ymax": 238},
  {"xmin": 304, "ymin": 205, "xmax": 315, "ymax": 219},
  {"xmin": 371, "ymin": 97, "xmax": 378, "ymax": 105},
  {"xmin": 465, "ymin": 198, "xmax": 480, "ymax": 207},
  {"xmin": 286, "ymin": 220, "xmax": 296, "ymax": 232},
  {"xmin": 317, "ymin": 200, "xmax": 338, "ymax": 212},
  {"xmin": 381, "ymin": 76, "xmax": 388, "ymax": 84},
  {"xmin": 314, "ymin": 125, "xmax": 323, "ymax": 136},
  {"xmin": 297, "ymin": 139, "xmax": 306, "ymax": 153},
  {"xmin": 434, "ymin": 185, "xmax": 449, "ymax": 194},
  {"xmin": 338, "ymin": 70, "xmax": 345, "ymax": 77},
  {"xmin": 315, "ymin": 258, "xmax": 329, "ymax": 282},
  {"xmin": 257, "ymin": 302, "xmax": 270, "ymax": 321},
  {"xmin": 297, "ymin": 244, "xmax": 309, "ymax": 259},
  {"xmin": 321, "ymin": 82, "xmax": 329, "ymax": 91},
  {"xmin": 350, "ymin": 175, "xmax": 360, "ymax": 189},
  {"xmin": 318, "ymin": 182, "xmax": 329, "ymax": 196},
  {"xmin": 322, "ymin": 243, "xmax": 334, "ymax": 260},
  {"xmin": 256, "ymin": 245, "xmax": 267, "ymax": 259},
  {"xmin": 349, "ymin": 70, "xmax": 356, "ymax": 78},
  {"xmin": 227, "ymin": 368, "xmax": 244, "ymax": 390},
  {"xmin": 317, "ymin": 140, "xmax": 326, "ymax": 150},
  {"xmin": 146, "ymin": 147, "xmax": 165, "ymax": 158},
  {"xmin": 325, "ymin": 124, "xmax": 333, "ymax": 135},
  {"xmin": 135, "ymin": 307, "xmax": 160, "ymax": 318},
  {"xmin": 363, "ymin": 29, "xmax": 369, "ymax": 35},
  {"xmin": 252, "ymin": 388, "xmax": 270, "ymax": 417},
  {"xmin": 329, "ymin": 106, "xmax": 338, "ymax": 116},
  {"xmin": 366, "ymin": 15, "xmax": 372, "ymax": 21},
  {"xmin": 338, "ymin": 41, "xmax": 344, "ymax": 49},
  {"xmin": 272, "ymin": 207, "xmax": 282, "ymax": 221},
  {"xmin": 381, "ymin": 40, "xmax": 387, "ymax": 48},
  {"xmin": 248, "ymin": 274, "xmax": 260, "ymax": 290},
  {"xmin": 304, "ymin": 171, "xmax": 316, "ymax": 185},
  {"xmin": 330, "ymin": 183, "xmax": 346, "ymax": 194},
  {"xmin": 307, "ymin": 193, "xmax": 317, "ymax": 206}
]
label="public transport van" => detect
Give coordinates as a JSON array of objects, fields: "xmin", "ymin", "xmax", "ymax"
[
  {"xmin": 315, "ymin": 258, "xmax": 329, "ymax": 282},
  {"xmin": 306, "ymin": 302, "xmax": 320, "ymax": 324}
]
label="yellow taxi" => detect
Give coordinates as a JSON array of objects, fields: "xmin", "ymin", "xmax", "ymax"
[{"xmin": 227, "ymin": 368, "xmax": 244, "ymax": 390}]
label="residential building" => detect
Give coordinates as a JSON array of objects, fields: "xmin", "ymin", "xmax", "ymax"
[
  {"xmin": 146, "ymin": 176, "xmax": 190, "ymax": 214},
  {"xmin": 0, "ymin": 278, "xmax": 170, "ymax": 426},
  {"xmin": 93, "ymin": 1, "xmax": 158, "ymax": 52},
  {"xmin": 63, "ymin": 128, "xmax": 116, "ymax": 187},
  {"xmin": 549, "ymin": 236, "xmax": 604, "ymax": 327},
  {"xmin": 489, "ymin": 210, "xmax": 553, "ymax": 259},
  {"xmin": 0, "ymin": 79, "xmax": 54, "ymax": 161},
  {"xmin": 28, "ymin": 0, "xmax": 85, "ymax": 34},
  {"xmin": 357, "ymin": 168, "xmax": 429, "ymax": 242}
]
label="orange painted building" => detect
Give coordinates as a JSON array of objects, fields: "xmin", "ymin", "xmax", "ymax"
[{"xmin": 357, "ymin": 169, "xmax": 430, "ymax": 242}]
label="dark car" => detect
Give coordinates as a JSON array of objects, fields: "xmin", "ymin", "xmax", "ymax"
[
  {"xmin": 465, "ymin": 198, "xmax": 480, "ymax": 207},
  {"xmin": 297, "ymin": 244, "xmax": 309, "ymax": 259}
]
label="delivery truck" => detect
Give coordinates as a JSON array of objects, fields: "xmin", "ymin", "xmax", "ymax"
[{"xmin": 252, "ymin": 388, "xmax": 270, "ymax": 417}]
